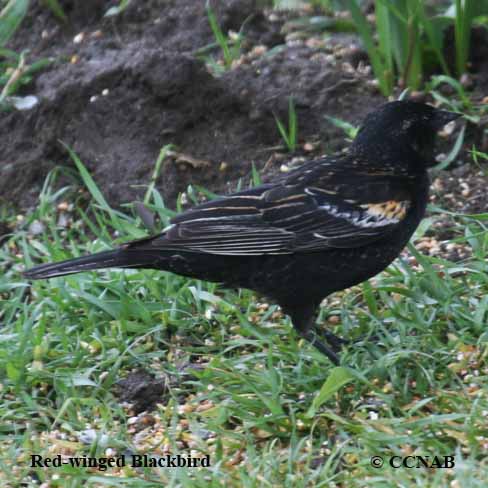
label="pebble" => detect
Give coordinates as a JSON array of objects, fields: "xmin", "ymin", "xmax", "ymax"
[
  {"xmin": 460, "ymin": 73, "xmax": 474, "ymax": 89},
  {"xmin": 79, "ymin": 429, "xmax": 109, "ymax": 445},
  {"xmin": 306, "ymin": 38, "xmax": 326, "ymax": 49},
  {"xmin": 73, "ymin": 32, "xmax": 85, "ymax": 44},
  {"xmin": 57, "ymin": 201, "xmax": 69, "ymax": 211},
  {"xmin": 410, "ymin": 91, "xmax": 426, "ymax": 102},
  {"xmin": 442, "ymin": 120, "xmax": 456, "ymax": 136},
  {"xmin": 251, "ymin": 45, "xmax": 267, "ymax": 57},
  {"xmin": 29, "ymin": 220, "xmax": 45, "ymax": 235},
  {"xmin": 57, "ymin": 213, "xmax": 69, "ymax": 228}
]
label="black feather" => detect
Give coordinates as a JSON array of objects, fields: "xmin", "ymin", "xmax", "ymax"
[{"xmin": 23, "ymin": 249, "xmax": 159, "ymax": 279}]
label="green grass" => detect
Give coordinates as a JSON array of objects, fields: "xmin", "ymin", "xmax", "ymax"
[
  {"xmin": 104, "ymin": 0, "xmax": 132, "ymax": 18},
  {"xmin": 274, "ymin": 0, "xmax": 488, "ymax": 95},
  {"xmin": 41, "ymin": 0, "xmax": 68, "ymax": 22},
  {"xmin": 275, "ymin": 97, "xmax": 298, "ymax": 153},
  {"xmin": 1, "ymin": 148, "xmax": 488, "ymax": 486},
  {"xmin": 324, "ymin": 114, "xmax": 359, "ymax": 141},
  {"xmin": 342, "ymin": 0, "xmax": 488, "ymax": 95},
  {"xmin": 0, "ymin": 0, "xmax": 52, "ymax": 110},
  {"xmin": 205, "ymin": 2, "xmax": 243, "ymax": 72},
  {"xmin": 0, "ymin": 0, "xmax": 29, "ymax": 47}
]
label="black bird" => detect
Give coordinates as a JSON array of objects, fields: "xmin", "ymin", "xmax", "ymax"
[{"xmin": 24, "ymin": 101, "xmax": 460, "ymax": 364}]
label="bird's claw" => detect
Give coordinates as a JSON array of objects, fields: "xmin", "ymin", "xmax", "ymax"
[
  {"xmin": 316, "ymin": 328, "xmax": 350, "ymax": 351},
  {"xmin": 299, "ymin": 330, "xmax": 340, "ymax": 365}
]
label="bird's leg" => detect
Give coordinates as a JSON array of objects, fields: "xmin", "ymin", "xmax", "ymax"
[{"xmin": 286, "ymin": 303, "xmax": 341, "ymax": 365}]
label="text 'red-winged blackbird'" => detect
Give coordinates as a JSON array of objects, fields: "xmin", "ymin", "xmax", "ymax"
[{"xmin": 24, "ymin": 101, "xmax": 461, "ymax": 364}]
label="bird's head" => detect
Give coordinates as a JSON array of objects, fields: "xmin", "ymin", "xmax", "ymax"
[{"xmin": 351, "ymin": 100, "xmax": 461, "ymax": 167}]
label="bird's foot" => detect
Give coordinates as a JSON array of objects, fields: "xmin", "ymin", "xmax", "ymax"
[
  {"xmin": 351, "ymin": 331, "xmax": 381, "ymax": 345},
  {"xmin": 318, "ymin": 328, "xmax": 384, "ymax": 349},
  {"xmin": 298, "ymin": 330, "xmax": 340, "ymax": 365},
  {"xmin": 316, "ymin": 328, "xmax": 350, "ymax": 351}
]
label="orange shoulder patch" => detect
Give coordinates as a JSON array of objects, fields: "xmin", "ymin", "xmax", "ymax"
[{"xmin": 360, "ymin": 200, "xmax": 410, "ymax": 221}]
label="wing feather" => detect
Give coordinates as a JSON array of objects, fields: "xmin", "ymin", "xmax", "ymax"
[{"xmin": 129, "ymin": 156, "xmax": 414, "ymax": 256}]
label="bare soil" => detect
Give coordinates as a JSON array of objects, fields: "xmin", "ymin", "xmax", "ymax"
[{"xmin": 1, "ymin": 0, "xmax": 486, "ymax": 217}]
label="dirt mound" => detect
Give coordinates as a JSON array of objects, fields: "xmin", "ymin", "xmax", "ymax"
[{"xmin": 1, "ymin": 0, "xmax": 384, "ymax": 211}]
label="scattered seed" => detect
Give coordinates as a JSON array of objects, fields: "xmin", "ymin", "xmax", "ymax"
[{"xmin": 73, "ymin": 32, "xmax": 85, "ymax": 44}]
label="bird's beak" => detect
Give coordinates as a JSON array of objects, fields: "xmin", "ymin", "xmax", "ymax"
[{"xmin": 432, "ymin": 109, "xmax": 462, "ymax": 130}]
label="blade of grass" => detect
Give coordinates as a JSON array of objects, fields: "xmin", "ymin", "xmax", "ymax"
[
  {"xmin": 274, "ymin": 97, "xmax": 298, "ymax": 152},
  {"xmin": 251, "ymin": 163, "xmax": 262, "ymax": 186},
  {"xmin": 402, "ymin": 2, "xmax": 422, "ymax": 90},
  {"xmin": 61, "ymin": 142, "xmax": 125, "ymax": 232},
  {"xmin": 324, "ymin": 115, "xmax": 358, "ymax": 139},
  {"xmin": 306, "ymin": 367, "xmax": 355, "ymax": 417},
  {"xmin": 206, "ymin": 2, "xmax": 233, "ymax": 69},
  {"xmin": 275, "ymin": 116, "xmax": 290, "ymax": 150},
  {"xmin": 375, "ymin": 0, "xmax": 394, "ymax": 85},
  {"xmin": 105, "ymin": 0, "xmax": 131, "ymax": 17},
  {"xmin": 0, "ymin": 0, "xmax": 29, "ymax": 47},
  {"xmin": 454, "ymin": 0, "xmax": 474, "ymax": 76},
  {"xmin": 428, "ymin": 75, "xmax": 472, "ymax": 108},
  {"xmin": 143, "ymin": 145, "xmax": 172, "ymax": 205},
  {"xmin": 417, "ymin": 3, "xmax": 450, "ymax": 76},
  {"xmin": 42, "ymin": 0, "xmax": 67, "ymax": 22},
  {"xmin": 61, "ymin": 143, "xmax": 111, "ymax": 212},
  {"xmin": 432, "ymin": 124, "xmax": 466, "ymax": 171},
  {"xmin": 345, "ymin": 0, "xmax": 391, "ymax": 95},
  {"xmin": 288, "ymin": 97, "xmax": 297, "ymax": 152}
]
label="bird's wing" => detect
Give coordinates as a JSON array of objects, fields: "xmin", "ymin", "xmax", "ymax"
[{"xmin": 128, "ymin": 158, "xmax": 416, "ymax": 255}]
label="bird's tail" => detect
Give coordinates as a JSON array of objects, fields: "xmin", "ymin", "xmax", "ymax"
[{"xmin": 23, "ymin": 248, "xmax": 158, "ymax": 280}]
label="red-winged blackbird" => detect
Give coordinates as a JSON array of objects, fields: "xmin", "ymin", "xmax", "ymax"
[{"xmin": 24, "ymin": 101, "xmax": 460, "ymax": 364}]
